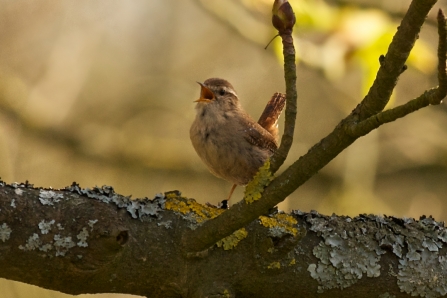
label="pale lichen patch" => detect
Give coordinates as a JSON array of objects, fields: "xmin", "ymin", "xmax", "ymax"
[
  {"xmin": 126, "ymin": 201, "xmax": 140, "ymax": 218},
  {"xmin": 76, "ymin": 228, "xmax": 89, "ymax": 247},
  {"xmin": 54, "ymin": 234, "xmax": 76, "ymax": 256},
  {"xmin": 19, "ymin": 233, "xmax": 41, "ymax": 251},
  {"xmin": 157, "ymin": 221, "xmax": 172, "ymax": 229},
  {"xmin": 10, "ymin": 199, "xmax": 16, "ymax": 208},
  {"xmin": 65, "ymin": 183, "xmax": 166, "ymax": 219},
  {"xmin": 216, "ymin": 228, "xmax": 248, "ymax": 250},
  {"xmin": 0, "ymin": 223, "xmax": 12, "ymax": 242},
  {"xmin": 88, "ymin": 219, "xmax": 98, "ymax": 231},
  {"xmin": 303, "ymin": 211, "xmax": 447, "ymax": 295},
  {"xmin": 39, "ymin": 190, "xmax": 63, "ymax": 206},
  {"xmin": 244, "ymin": 159, "xmax": 274, "ymax": 204},
  {"xmin": 397, "ymin": 250, "xmax": 447, "ymax": 296},
  {"xmin": 39, "ymin": 243, "xmax": 53, "ymax": 252},
  {"xmin": 305, "ymin": 211, "xmax": 385, "ymax": 293},
  {"xmin": 66, "ymin": 184, "xmax": 123, "ymax": 205},
  {"xmin": 38, "ymin": 219, "xmax": 55, "ymax": 234}
]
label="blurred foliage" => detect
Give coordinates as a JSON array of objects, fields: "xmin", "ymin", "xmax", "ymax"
[
  {"xmin": 0, "ymin": 0, "xmax": 446, "ymax": 296},
  {"xmin": 215, "ymin": 0, "xmax": 437, "ymax": 96}
]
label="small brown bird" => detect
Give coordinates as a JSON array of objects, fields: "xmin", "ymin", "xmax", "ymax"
[{"xmin": 190, "ymin": 78, "xmax": 285, "ymax": 203}]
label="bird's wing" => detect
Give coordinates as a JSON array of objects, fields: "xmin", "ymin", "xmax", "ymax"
[{"xmin": 240, "ymin": 118, "xmax": 278, "ymax": 153}]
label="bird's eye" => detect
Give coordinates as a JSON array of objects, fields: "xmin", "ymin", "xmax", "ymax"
[{"xmin": 218, "ymin": 89, "xmax": 226, "ymax": 96}]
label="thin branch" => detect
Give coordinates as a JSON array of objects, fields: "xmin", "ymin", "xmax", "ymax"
[
  {"xmin": 270, "ymin": 1, "xmax": 298, "ymax": 173},
  {"xmin": 355, "ymin": 0, "xmax": 438, "ymax": 120},
  {"xmin": 349, "ymin": 88, "xmax": 437, "ymax": 137},
  {"xmin": 334, "ymin": 0, "xmax": 441, "ymax": 27},
  {"xmin": 437, "ymin": 9, "xmax": 447, "ymax": 101},
  {"xmin": 349, "ymin": 9, "xmax": 447, "ymax": 137}
]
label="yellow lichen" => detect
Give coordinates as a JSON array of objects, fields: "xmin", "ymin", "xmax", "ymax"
[
  {"xmin": 289, "ymin": 258, "xmax": 296, "ymax": 266},
  {"xmin": 165, "ymin": 196, "xmax": 224, "ymax": 223},
  {"xmin": 223, "ymin": 289, "xmax": 230, "ymax": 298},
  {"xmin": 267, "ymin": 261, "xmax": 281, "ymax": 269},
  {"xmin": 165, "ymin": 192, "xmax": 180, "ymax": 199},
  {"xmin": 244, "ymin": 159, "xmax": 274, "ymax": 204},
  {"xmin": 216, "ymin": 228, "xmax": 248, "ymax": 250},
  {"xmin": 259, "ymin": 213, "xmax": 298, "ymax": 236}
]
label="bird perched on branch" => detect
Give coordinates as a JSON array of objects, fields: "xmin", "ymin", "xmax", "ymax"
[{"xmin": 190, "ymin": 78, "xmax": 285, "ymax": 205}]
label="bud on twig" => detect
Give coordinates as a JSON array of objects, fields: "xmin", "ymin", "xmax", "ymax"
[{"xmin": 272, "ymin": 0, "xmax": 296, "ymax": 33}]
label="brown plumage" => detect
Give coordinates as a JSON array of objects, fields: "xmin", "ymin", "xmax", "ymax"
[{"xmin": 190, "ymin": 78, "xmax": 285, "ymax": 201}]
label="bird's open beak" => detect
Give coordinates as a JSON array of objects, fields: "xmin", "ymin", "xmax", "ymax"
[{"xmin": 194, "ymin": 82, "xmax": 215, "ymax": 103}]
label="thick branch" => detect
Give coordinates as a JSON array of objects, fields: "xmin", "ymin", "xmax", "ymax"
[{"xmin": 3, "ymin": 182, "xmax": 447, "ymax": 297}]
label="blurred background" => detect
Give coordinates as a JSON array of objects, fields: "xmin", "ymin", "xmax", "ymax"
[{"xmin": 0, "ymin": 0, "xmax": 446, "ymax": 297}]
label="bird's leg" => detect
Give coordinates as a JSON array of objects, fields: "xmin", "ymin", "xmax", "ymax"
[
  {"xmin": 219, "ymin": 184, "xmax": 237, "ymax": 209},
  {"xmin": 227, "ymin": 184, "xmax": 237, "ymax": 201}
]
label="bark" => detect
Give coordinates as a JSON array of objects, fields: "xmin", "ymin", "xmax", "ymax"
[
  {"xmin": 1, "ymin": 1, "xmax": 447, "ymax": 298},
  {"xmin": 2, "ymin": 181, "xmax": 447, "ymax": 298}
]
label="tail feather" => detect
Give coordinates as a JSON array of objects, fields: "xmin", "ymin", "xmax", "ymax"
[{"xmin": 257, "ymin": 92, "xmax": 286, "ymax": 142}]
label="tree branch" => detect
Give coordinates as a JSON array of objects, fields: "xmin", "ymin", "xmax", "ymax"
[
  {"xmin": 437, "ymin": 9, "xmax": 447, "ymax": 99},
  {"xmin": 182, "ymin": 0, "xmax": 443, "ymax": 254},
  {"xmin": 349, "ymin": 88, "xmax": 439, "ymax": 138},
  {"xmin": 3, "ymin": 181, "xmax": 447, "ymax": 297},
  {"xmin": 334, "ymin": 0, "xmax": 441, "ymax": 27},
  {"xmin": 270, "ymin": 0, "xmax": 298, "ymax": 173},
  {"xmin": 349, "ymin": 9, "xmax": 447, "ymax": 137},
  {"xmin": 355, "ymin": 0, "xmax": 438, "ymax": 120}
]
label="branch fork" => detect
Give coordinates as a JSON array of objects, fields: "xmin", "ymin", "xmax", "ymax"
[{"xmin": 183, "ymin": 1, "xmax": 447, "ymax": 254}]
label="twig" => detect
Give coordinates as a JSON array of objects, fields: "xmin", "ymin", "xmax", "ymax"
[
  {"xmin": 349, "ymin": 8, "xmax": 447, "ymax": 137},
  {"xmin": 354, "ymin": 0, "xmax": 438, "ymax": 120},
  {"xmin": 437, "ymin": 9, "xmax": 447, "ymax": 101},
  {"xmin": 269, "ymin": 0, "xmax": 297, "ymax": 173}
]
